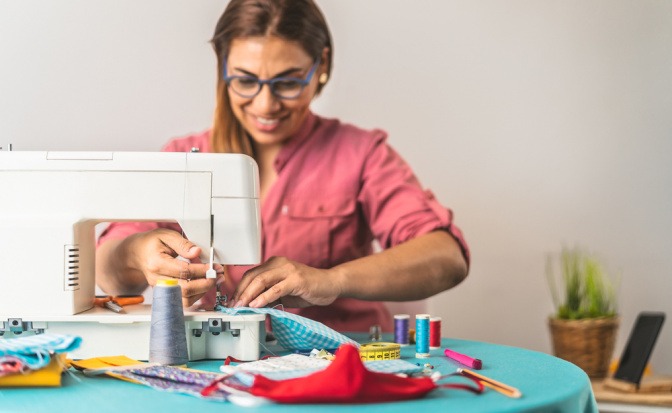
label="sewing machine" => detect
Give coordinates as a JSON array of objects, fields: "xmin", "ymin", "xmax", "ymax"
[{"xmin": 0, "ymin": 150, "xmax": 266, "ymax": 360}]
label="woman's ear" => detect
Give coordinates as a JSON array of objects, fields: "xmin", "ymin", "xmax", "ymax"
[
  {"xmin": 320, "ymin": 47, "xmax": 330, "ymax": 75},
  {"xmin": 317, "ymin": 47, "xmax": 331, "ymax": 86}
]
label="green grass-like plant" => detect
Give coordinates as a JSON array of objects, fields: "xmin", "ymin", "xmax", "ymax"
[{"xmin": 546, "ymin": 247, "xmax": 618, "ymax": 319}]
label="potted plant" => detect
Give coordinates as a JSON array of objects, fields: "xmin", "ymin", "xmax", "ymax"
[{"xmin": 546, "ymin": 247, "xmax": 619, "ymax": 378}]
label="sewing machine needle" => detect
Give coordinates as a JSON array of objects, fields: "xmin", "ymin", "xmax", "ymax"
[{"xmin": 206, "ymin": 246, "xmax": 216, "ymax": 279}]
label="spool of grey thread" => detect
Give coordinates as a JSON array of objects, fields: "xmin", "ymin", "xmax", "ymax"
[{"xmin": 149, "ymin": 279, "xmax": 188, "ymax": 365}]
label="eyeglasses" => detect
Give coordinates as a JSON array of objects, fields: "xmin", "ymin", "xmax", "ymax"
[{"xmin": 223, "ymin": 59, "xmax": 320, "ymax": 100}]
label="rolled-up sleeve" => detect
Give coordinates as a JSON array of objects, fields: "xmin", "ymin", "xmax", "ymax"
[{"xmin": 357, "ymin": 132, "xmax": 470, "ymax": 265}]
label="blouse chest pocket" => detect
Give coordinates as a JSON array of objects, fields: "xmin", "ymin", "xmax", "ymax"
[{"xmin": 280, "ymin": 197, "xmax": 358, "ymax": 269}]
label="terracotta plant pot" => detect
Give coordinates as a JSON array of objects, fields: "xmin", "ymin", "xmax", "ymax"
[{"xmin": 548, "ymin": 316, "xmax": 619, "ymax": 379}]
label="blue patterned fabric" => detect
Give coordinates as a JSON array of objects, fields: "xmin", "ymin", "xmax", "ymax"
[
  {"xmin": 0, "ymin": 333, "xmax": 81, "ymax": 370},
  {"xmin": 109, "ymin": 365, "xmax": 227, "ymax": 400},
  {"xmin": 215, "ymin": 306, "xmax": 358, "ymax": 351}
]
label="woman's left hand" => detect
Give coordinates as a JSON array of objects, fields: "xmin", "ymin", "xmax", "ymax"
[{"xmin": 230, "ymin": 256, "xmax": 343, "ymax": 308}]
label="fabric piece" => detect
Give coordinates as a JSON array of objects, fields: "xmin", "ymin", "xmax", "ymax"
[
  {"xmin": 221, "ymin": 353, "xmax": 330, "ymax": 380},
  {"xmin": 107, "ymin": 364, "xmax": 227, "ymax": 400},
  {"xmin": 246, "ymin": 344, "xmax": 437, "ymax": 404},
  {"xmin": 69, "ymin": 355, "xmax": 144, "ymax": 372},
  {"xmin": 216, "ymin": 306, "xmax": 358, "ymax": 351},
  {"xmin": 0, "ymin": 356, "xmax": 24, "ymax": 376},
  {"xmin": 222, "ymin": 353, "xmax": 424, "ymax": 384},
  {"xmin": 0, "ymin": 333, "xmax": 81, "ymax": 370},
  {"xmin": 98, "ymin": 111, "xmax": 469, "ymax": 332},
  {"xmin": 0, "ymin": 353, "xmax": 67, "ymax": 387}
]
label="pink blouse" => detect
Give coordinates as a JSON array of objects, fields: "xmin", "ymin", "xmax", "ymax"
[{"xmin": 98, "ymin": 112, "xmax": 469, "ymax": 332}]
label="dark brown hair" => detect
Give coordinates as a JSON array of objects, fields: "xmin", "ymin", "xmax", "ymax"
[{"xmin": 209, "ymin": 0, "xmax": 332, "ymax": 156}]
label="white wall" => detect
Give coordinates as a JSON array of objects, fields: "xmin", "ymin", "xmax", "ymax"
[{"xmin": 2, "ymin": 1, "xmax": 671, "ymax": 373}]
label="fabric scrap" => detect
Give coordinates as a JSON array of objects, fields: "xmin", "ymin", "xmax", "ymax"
[
  {"xmin": 243, "ymin": 344, "xmax": 438, "ymax": 403},
  {"xmin": 216, "ymin": 305, "xmax": 358, "ymax": 351},
  {"xmin": 0, "ymin": 333, "xmax": 81, "ymax": 370}
]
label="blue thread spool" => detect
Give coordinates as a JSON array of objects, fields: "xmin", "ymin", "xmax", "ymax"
[
  {"xmin": 394, "ymin": 314, "xmax": 410, "ymax": 346},
  {"xmin": 149, "ymin": 279, "xmax": 188, "ymax": 365},
  {"xmin": 415, "ymin": 314, "xmax": 430, "ymax": 358}
]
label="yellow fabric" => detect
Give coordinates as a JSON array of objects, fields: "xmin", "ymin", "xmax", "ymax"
[
  {"xmin": 69, "ymin": 355, "xmax": 143, "ymax": 371},
  {"xmin": 0, "ymin": 354, "xmax": 67, "ymax": 387},
  {"xmin": 69, "ymin": 355, "xmax": 146, "ymax": 384}
]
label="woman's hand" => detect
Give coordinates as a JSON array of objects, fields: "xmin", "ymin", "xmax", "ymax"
[
  {"xmin": 99, "ymin": 228, "xmax": 225, "ymax": 307},
  {"xmin": 230, "ymin": 256, "xmax": 343, "ymax": 308}
]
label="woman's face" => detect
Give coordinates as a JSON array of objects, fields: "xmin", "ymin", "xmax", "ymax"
[{"xmin": 225, "ymin": 36, "xmax": 322, "ymax": 148}]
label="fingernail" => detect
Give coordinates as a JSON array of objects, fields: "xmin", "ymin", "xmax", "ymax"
[
  {"xmin": 249, "ymin": 299, "xmax": 260, "ymax": 308},
  {"xmin": 234, "ymin": 300, "xmax": 243, "ymax": 308},
  {"xmin": 188, "ymin": 246, "xmax": 198, "ymax": 254}
]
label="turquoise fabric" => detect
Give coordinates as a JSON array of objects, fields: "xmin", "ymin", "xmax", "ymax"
[
  {"xmin": 216, "ymin": 306, "xmax": 359, "ymax": 351},
  {"xmin": 0, "ymin": 336, "xmax": 598, "ymax": 413},
  {"xmin": 0, "ymin": 333, "xmax": 81, "ymax": 370}
]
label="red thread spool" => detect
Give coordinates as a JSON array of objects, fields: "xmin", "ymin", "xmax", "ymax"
[{"xmin": 429, "ymin": 317, "xmax": 442, "ymax": 349}]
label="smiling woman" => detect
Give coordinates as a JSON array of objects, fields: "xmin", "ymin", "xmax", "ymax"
[
  {"xmin": 223, "ymin": 36, "xmax": 326, "ymax": 152},
  {"xmin": 95, "ymin": 0, "xmax": 470, "ymax": 333}
]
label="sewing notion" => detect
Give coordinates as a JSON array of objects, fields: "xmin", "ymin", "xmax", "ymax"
[
  {"xmin": 358, "ymin": 342, "xmax": 401, "ymax": 361},
  {"xmin": 444, "ymin": 348, "xmax": 483, "ymax": 370},
  {"xmin": 0, "ymin": 150, "xmax": 264, "ymax": 361},
  {"xmin": 458, "ymin": 368, "xmax": 522, "ymax": 398},
  {"xmin": 94, "ymin": 295, "xmax": 144, "ymax": 313}
]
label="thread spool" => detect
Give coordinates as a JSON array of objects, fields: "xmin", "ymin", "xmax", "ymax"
[
  {"xmin": 149, "ymin": 279, "xmax": 188, "ymax": 365},
  {"xmin": 369, "ymin": 324, "xmax": 382, "ymax": 342},
  {"xmin": 415, "ymin": 314, "xmax": 430, "ymax": 358},
  {"xmin": 394, "ymin": 314, "xmax": 410, "ymax": 346},
  {"xmin": 429, "ymin": 317, "xmax": 442, "ymax": 349}
]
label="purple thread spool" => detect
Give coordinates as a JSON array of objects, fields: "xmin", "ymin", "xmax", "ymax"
[{"xmin": 394, "ymin": 314, "xmax": 410, "ymax": 346}]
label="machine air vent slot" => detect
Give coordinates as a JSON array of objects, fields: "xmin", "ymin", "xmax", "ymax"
[{"xmin": 64, "ymin": 245, "xmax": 80, "ymax": 291}]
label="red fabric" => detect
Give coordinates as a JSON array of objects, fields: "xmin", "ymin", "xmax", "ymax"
[{"xmin": 248, "ymin": 344, "xmax": 437, "ymax": 404}]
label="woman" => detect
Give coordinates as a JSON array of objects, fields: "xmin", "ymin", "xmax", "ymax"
[{"xmin": 96, "ymin": 0, "xmax": 469, "ymax": 332}]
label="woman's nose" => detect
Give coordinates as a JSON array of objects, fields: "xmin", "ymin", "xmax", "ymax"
[{"xmin": 250, "ymin": 84, "xmax": 281, "ymax": 113}]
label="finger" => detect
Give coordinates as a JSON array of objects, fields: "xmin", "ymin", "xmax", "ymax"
[
  {"xmin": 230, "ymin": 267, "xmax": 265, "ymax": 306},
  {"xmin": 156, "ymin": 259, "xmax": 212, "ymax": 281},
  {"xmin": 248, "ymin": 281, "xmax": 290, "ymax": 308},
  {"xmin": 180, "ymin": 278, "xmax": 216, "ymax": 307},
  {"xmin": 237, "ymin": 267, "xmax": 292, "ymax": 308},
  {"xmin": 231, "ymin": 258, "xmax": 281, "ymax": 305},
  {"xmin": 159, "ymin": 231, "xmax": 201, "ymax": 260}
]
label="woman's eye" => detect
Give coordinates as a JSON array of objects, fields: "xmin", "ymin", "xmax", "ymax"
[
  {"xmin": 273, "ymin": 80, "xmax": 301, "ymax": 91},
  {"xmin": 234, "ymin": 78, "xmax": 258, "ymax": 89}
]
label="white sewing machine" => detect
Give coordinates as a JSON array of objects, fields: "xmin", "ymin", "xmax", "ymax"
[{"xmin": 0, "ymin": 149, "xmax": 266, "ymax": 361}]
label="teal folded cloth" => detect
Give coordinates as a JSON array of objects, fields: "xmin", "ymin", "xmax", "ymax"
[
  {"xmin": 216, "ymin": 306, "xmax": 358, "ymax": 351},
  {"xmin": 0, "ymin": 333, "xmax": 81, "ymax": 370}
]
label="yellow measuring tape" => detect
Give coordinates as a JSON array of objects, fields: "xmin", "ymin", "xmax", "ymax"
[{"xmin": 358, "ymin": 342, "xmax": 401, "ymax": 361}]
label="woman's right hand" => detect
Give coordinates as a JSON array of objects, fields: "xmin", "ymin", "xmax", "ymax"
[{"xmin": 97, "ymin": 228, "xmax": 225, "ymax": 307}]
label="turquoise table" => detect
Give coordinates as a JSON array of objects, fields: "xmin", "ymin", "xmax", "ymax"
[{"xmin": 0, "ymin": 336, "xmax": 597, "ymax": 413}]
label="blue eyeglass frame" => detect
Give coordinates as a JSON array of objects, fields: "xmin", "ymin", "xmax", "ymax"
[{"xmin": 222, "ymin": 59, "xmax": 321, "ymax": 100}]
